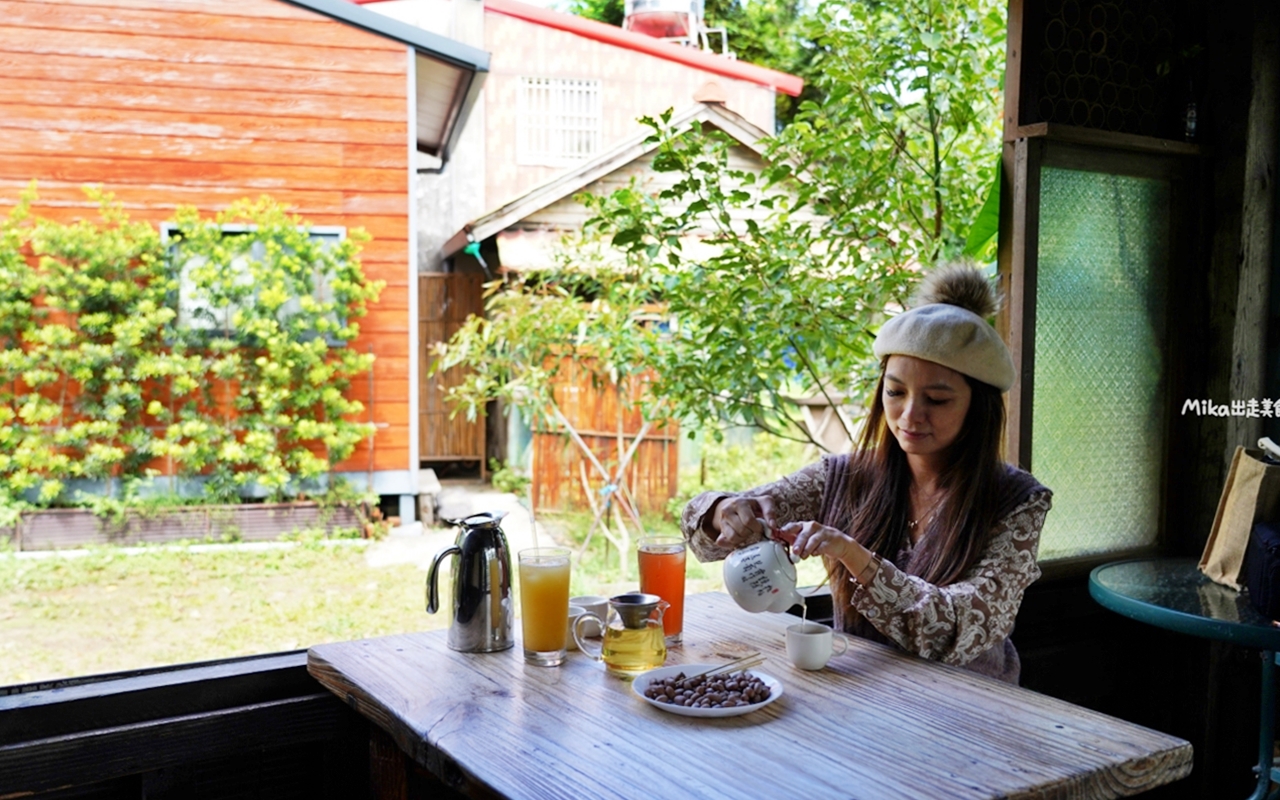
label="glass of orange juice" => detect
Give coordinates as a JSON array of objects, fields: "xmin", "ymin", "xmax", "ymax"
[
  {"xmin": 637, "ymin": 535, "xmax": 686, "ymax": 645},
  {"xmin": 517, "ymin": 547, "xmax": 572, "ymax": 666}
]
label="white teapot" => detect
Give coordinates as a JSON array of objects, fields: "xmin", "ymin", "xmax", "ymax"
[{"xmin": 723, "ymin": 539, "xmax": 805, "ymax": 614}]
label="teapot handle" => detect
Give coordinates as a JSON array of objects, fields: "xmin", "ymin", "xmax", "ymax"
[
  {"xmin": 573, "ymin": 614, "xmax": 605, "ymax": 661},
  {"xmin": 651, "ymin": 599, "xmax": 670, "ymax": 626}
]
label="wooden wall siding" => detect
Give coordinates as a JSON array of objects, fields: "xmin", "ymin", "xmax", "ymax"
[
  {"xmin": 0, "ymin": 0, "xmax": 413, "ymax": 476},
  {"xmin": 419, "ymin": 273, "xmax": 486, "ymax": 466},
  {"xmin": 532, "ymin": 358, "xmax": 678, "ymax": 516}
]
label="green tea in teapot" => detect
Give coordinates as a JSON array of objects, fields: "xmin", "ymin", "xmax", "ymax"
[
  {"xmin": 600, "ymin": 623, "xmax": 667, "ymax": 676},
  {"xmin": 573, "ymin": 592, "xmax": 669, "ymax": 677}
]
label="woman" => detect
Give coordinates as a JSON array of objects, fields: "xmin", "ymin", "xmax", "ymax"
[{"xmin": 681, "ymin": 265, "xmax": 1053, "ymax": 684}]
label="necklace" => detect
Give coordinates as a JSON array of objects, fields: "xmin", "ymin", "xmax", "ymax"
[{"xmin": 907, "ymin": 491, "xmax": 945, "ymax": 530}]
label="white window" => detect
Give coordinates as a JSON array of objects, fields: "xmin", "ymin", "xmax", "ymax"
[
  {"xmin": 516, "ymin": 77, "xmax": 601, "ymax": 167},
  {"xmin": 162, "ymin": 224, "xmax": 346, "ymax": 342}
]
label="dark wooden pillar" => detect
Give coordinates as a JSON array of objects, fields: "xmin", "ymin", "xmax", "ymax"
[{"xmin": 1227, "ymin": 0, "xmax": 1280, "ymax": 457}]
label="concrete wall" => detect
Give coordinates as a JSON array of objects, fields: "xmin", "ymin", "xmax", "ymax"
[
  {"xmin": 364, "ymin": 0, "xmax": 489, "ymax": 273},
  {"xmin": 361, "ymin": 0, "xmax": 778, "ymax": 272},
  {"xmin": 483, "ymin": 12, "xmax": 777, "ymax": 211}
]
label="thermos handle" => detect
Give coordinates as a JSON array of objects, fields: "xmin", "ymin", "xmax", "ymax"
[{"xmin": 425, "ymin": 545, "xmax": 461, "ymax": 614}]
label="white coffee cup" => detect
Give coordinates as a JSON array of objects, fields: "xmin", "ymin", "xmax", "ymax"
[
  {"xmin": 570, "ymin": 595, "xmax": 609, "ymax": 637},
  {"xmin": 786, "ymin": 621, "xmax": 849, "ymax": 670},
  {"xmin": 566, "ymin": 605, "xmax": 586, "ymax": 651}
]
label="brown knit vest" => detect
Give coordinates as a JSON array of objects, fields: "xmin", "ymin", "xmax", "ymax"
[{"xmin": 817, "ymin": 454, "xmax": 1046, "ymax": 646}]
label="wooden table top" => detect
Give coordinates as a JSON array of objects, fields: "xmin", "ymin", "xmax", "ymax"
[{"xmin": 308, "ymin": 592, "xmax": 1192, "ymax": 800}]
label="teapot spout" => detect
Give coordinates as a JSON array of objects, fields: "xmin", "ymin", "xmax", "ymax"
[{"xmin": 769, "ymin": 587, "xmax": 806, "ymax": 614}]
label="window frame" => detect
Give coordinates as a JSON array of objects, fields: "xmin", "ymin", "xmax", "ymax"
[
  {"xmin": 515, "ymin": 76, "xmax": 603, "ymax": 167},
  {"xmin": 0, "ymin": 650, "xmax": 371, "ymax": 796},
  {"xmin": 160, "ymin": 222, "xmax": 349, "ymax": 347},
  {"xmin": 997, "ymin": 133, "xmax": 1200, "ymax": 576}
]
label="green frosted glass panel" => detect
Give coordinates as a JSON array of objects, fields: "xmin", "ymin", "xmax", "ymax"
[{"xmin": 1032, "ymin": 167, "xmax": 1169, "ymax": 560}]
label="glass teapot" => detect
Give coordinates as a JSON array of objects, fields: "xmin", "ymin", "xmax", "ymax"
[{"xmin": 573, "ymin": 592, "xmax": 668, "ymax": 677}]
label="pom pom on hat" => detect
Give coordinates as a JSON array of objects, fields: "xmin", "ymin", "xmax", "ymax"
[
  {"xmin": 915, "ymin": 264, "xmax": 998, "ymax": 317},
  {"xmin": 872, "ymin": 265, "xmax": 1016, "ymax": 392}
]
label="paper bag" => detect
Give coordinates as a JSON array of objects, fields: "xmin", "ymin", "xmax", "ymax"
[{"xmin": 1200, "ymin": 447, "xmax": 1280, "ymax": 590}]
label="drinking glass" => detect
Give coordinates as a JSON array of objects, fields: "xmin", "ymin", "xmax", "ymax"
[
  {"xmin": 637, "ymin": 535, "xmax": 686, "ymax": 644},
  {"xmin": 518, "ymin": 547, "xmax": 572, "ymax": 666}
]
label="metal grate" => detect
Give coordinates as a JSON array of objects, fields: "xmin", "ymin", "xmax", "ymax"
[
  {"xmin": 516, "ymin": 77, "xmax": 602, "ymax": 167},
  {"xmin": 1031, "ymin": 167, "xmax": 1170, "ymax": 560}
]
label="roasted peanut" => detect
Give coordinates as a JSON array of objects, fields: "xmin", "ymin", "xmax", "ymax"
[{"xmin": 642, "ymin": 670, "xmax": 771, "ymax": 709}]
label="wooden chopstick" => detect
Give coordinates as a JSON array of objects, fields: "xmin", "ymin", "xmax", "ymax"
[
  {"xmin": 688, "ymin": 652, "xmax": 764, "ymax": 680},
  {"xmin": 709, "ymin": 656, "xmax": 765, "ymax": 677}
]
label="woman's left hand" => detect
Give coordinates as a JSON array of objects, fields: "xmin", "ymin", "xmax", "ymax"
[{"xmin": 778, "ymin": 521, "xmax": 856, "ymax": 561}]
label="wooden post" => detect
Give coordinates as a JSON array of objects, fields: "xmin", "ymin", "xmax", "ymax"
[
  {"xmin": 1002, "ymin": 0, "xmax": 1026, "ymax": 136},
  {"xmin": 1227, "ymin": 3, "xmax": 1280, "ymax": 459},
  {"xmin": 368, "ymin": 723, "xmax": 409, "ymax": 800},
  {"xmin": 997, "ymin": 0, "xmax": 1040, "ymax": 471},
  {"xmin": 1000, "ymin": 136, "xmax": 1044, "ymax": 471}
]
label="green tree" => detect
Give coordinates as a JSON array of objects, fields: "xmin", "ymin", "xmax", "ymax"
[
  {"xmin": 434, "ymin": 262, "xmax": 657, "ymax": 428},
  {"xmin": 433, "ymin": 240, "xmax": 668, "ymax": 557},
  {"xmin": 703, "ymin": 0, "xmax": 822, "ymax": 126},
  {"xmin": 569, "ymin": 0, "xmax": 622, "ymax": 26},
  {"xmin": 441, "ymin": 0, "xmax": 1004, "ymax": 454},
  {"xmin": 578, "ymin": 0, "xmax": 1005, "ymax": 439},
  {"xmin": 580, "ymin": 117, "xmax": 893, "ymax": 444},
  {"xmin": 795, "ymin": 0, "xmax": 1006, "ymax": 260}
]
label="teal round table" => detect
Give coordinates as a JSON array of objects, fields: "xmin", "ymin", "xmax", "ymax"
[{"xmin": 1090, "ymin": 558, "xmax": 1280, "ymax": 800}]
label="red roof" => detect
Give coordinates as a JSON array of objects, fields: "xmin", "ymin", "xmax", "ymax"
[{"xmin": 347, "ymin": 0, "xmax": 804, "ymax": 97}]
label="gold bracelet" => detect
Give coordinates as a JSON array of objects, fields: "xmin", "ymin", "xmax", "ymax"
[{"xmin": 855, "ymin": 557, "xmax": 880, "ymax": 585}]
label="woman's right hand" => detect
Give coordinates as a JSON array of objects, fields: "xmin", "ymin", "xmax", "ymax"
[{"xmin": 711, "ymin": 496, "xmax": 778, "ymax": 549}]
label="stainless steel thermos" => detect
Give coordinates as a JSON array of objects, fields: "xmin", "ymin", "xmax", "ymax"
[{"xmin": 425, "ymin": 511, "xmax": 514, "ymax": 653}]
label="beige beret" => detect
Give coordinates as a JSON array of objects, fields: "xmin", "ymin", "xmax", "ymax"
[{"xmin": 872, "ymin": 303, "xmax": 1016, "ymax": 392}]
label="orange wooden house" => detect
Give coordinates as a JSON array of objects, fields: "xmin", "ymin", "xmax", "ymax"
[{"xmin": 0, "ymin": 0, "xmax": 488, "ymax": 520}]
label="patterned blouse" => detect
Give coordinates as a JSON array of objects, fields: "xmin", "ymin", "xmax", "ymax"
[{"xmin": 681, "ymin": 456, "xmax": 1053, "ymax": 684}]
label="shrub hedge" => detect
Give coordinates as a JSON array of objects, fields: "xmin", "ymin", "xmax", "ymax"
[{"xmin": 0, "ymin": 185, "xmax": 385, "ymax": 512}]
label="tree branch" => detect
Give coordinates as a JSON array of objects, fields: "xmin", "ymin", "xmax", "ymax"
[{"xmin": 785, "ymin": 333, "xmax": 853, "ymax": 443}]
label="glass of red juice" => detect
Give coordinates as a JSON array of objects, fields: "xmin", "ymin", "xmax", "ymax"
[{"xmin": 637, "ymin": 534, "xmax": 686, "ymax": 644}]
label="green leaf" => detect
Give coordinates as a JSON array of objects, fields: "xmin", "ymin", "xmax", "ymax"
[
  {"xmin": 962, "ymin": 157, "xmax": 1001, "ymax": 258},
  {"xmin": 611, "ymin": 228, "xmax": 643, "ymax": 248}
]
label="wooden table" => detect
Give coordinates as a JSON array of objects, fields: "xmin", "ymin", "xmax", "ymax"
[{"xmin": 308, "ymin": 592, "xmax": 1192, "ymax": 800}]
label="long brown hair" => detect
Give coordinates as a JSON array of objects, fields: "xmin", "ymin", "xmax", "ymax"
[{"xmin": 830, "ymin": 360, "xmax": 1007, "ymax": 612}]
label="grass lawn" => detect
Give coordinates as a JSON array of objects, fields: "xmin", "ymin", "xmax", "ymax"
[
  {"xmin": 0, "ymin": 542, "xmax": 434, "ymax": 685},
  {"xmin": 0, "ymin": 513, "xmax": 828, "ymax": 686}
]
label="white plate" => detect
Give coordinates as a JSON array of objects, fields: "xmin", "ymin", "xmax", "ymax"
[{"xmin": 632, "ymin": 664, "xmax": 783, "ymax": 718}]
